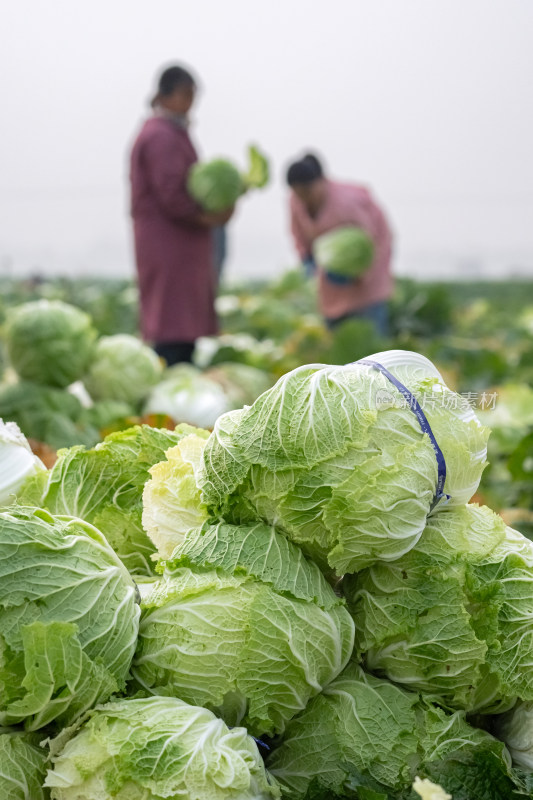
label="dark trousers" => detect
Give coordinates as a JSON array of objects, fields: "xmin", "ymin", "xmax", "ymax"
[{"xmin": 154, "ymin": 341, "xmax": 195, "ymax": 366}]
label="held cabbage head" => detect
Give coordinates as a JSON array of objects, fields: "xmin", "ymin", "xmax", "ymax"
[
  {"xmin": 344, "ymin": 503, "xmax": 533, "ymax": 714},
  {"xmin": 84, "ymin": 334, "xmax": 163, "ymax": 406},
  {"xmin": 5, "ymin": 300, "xmax": 97, "ymax": 387},
  {"xmin": 266, "ymin": 663, "xmax": 531, "ymax": 800},
  {"xmin": 313, "ymin": 225, "xmax": 375, "ymax": 279},
  {"xmin": 199, "ymin": 350, "xmax": 489, "ymax": 574},
  {"xmin": 187, "ymin": 158, "xmax": 243, "ymax": 212},
  {"xmin": 18, "ymin": 424, "xmax": 195, "ymax": 575},
  {"xmin": 0, "ymin": 507, "xmax": 139, "ymax": 731},
  {"xmin": 0, "ymin": 730, "xmax": 49, "ymax": 800},
  {"xmin": 44, "ymin": 696, "xmax": 280, "ymax": 800},
  {"xmin": 132, "ymin": 521, "xmax": 355, "ymax": 737}
]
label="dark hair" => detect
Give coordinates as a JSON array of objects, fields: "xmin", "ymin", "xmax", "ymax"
[
  {"xmin": 152, "ymin": 65, "xmax": 196, "ymax": 106},
  {"xmin": 286, "ymin": 153, "xmax": 324, "ymax": 186}
]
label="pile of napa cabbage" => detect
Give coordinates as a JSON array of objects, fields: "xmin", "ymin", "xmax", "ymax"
[{"xmin": 1, "ymin": 348, "xmax": 533, "ymax": 799}]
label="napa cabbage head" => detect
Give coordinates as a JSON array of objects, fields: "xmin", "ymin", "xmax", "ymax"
[
  {"xmin": 142, "ymin": 429, "xmax": 210, "ymax": 560},
  {"xmin": 188, "ymin": 158, "xmax": 243, "ymax": 212},
  {"xmin": 199, "ymin": 350, "xmax": 489, "ymax": 574},
  {"xmin": 144, "ymin": 363, "xmax": 231, "ymax": 428},
  {"xmin": 314, "ymin": 225, "xmax": 375, "ymax": 279},
  {"xmin": 266, "ymin": 663, "xmax": 530, "ymax": 800},
  {"xmin": 5, "ymin": 300, "xmax": 97, "ymax": 388},
  {"xmin": 495, "ymin": 701, "xmax": 533, "ymax": 771},
  {"xmin": 0, "ymin": 729, "xmax": 49, "ymax": 800},
  {"xmin": 344, "ymin": 503, "xmax": 533, "ymax": 714},
  {"xmin": 0, "ymin": 381, "xmax": 101, "ymax": 450},
  {"xmin": 45, "ymin": 696, "xmax": 280, "ymax": 800},
  {"xmin": 0, "ymin": 507, "xmax": 139, "ymax": 731},
  {"xmin": 18, "ymin": 424, "xmax": 195, "ymax": 574},
  {"xmin": 132, "ymin": 521, "xmax": 354, "ymax": 737},
  {"xmin": 0, "ymin": 419, "xmax": 44, "ymax": 506},
  {"xmin": 84, "ymin": 334, "xmax": 163, "ymax": 406}
]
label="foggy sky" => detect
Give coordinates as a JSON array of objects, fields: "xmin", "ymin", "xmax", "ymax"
[{"xmin": 1, "ymin": 0, "xmax": 532, "ymax": 281}]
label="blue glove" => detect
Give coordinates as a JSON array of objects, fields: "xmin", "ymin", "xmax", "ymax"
[{"xmin": 325, "ymin": 271, "xmax": 353, "ymax": 285}]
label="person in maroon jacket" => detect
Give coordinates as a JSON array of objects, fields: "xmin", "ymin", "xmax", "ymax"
[{"xmin": 130, "ymin": 65, "xmax": 233, "ymax": 365}]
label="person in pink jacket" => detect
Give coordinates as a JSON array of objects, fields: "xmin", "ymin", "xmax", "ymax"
[
  {"xmin": 287, "ymin": 153, "xmax": 393, "ymax": 335},
  {"xmin": 130, "ymin": 65, "xmax": 233, "ymax": 366}
]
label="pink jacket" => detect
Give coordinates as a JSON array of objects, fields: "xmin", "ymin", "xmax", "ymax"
[
  {"xmin": 130, "ymin": 115, "xmax": 217, "ymax": 344},
  {"xmin": 290, "ymin": 179, "xmax": 393, "ymax": 319}
]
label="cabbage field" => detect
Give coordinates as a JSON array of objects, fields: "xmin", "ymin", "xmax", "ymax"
[
  {"xmin": 0, "ymin": 272, "xmax": 531, "ymax": 521},
  {"xmin": 0, "ymin": 272, "xmax": 532, "ymax": 799}
]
